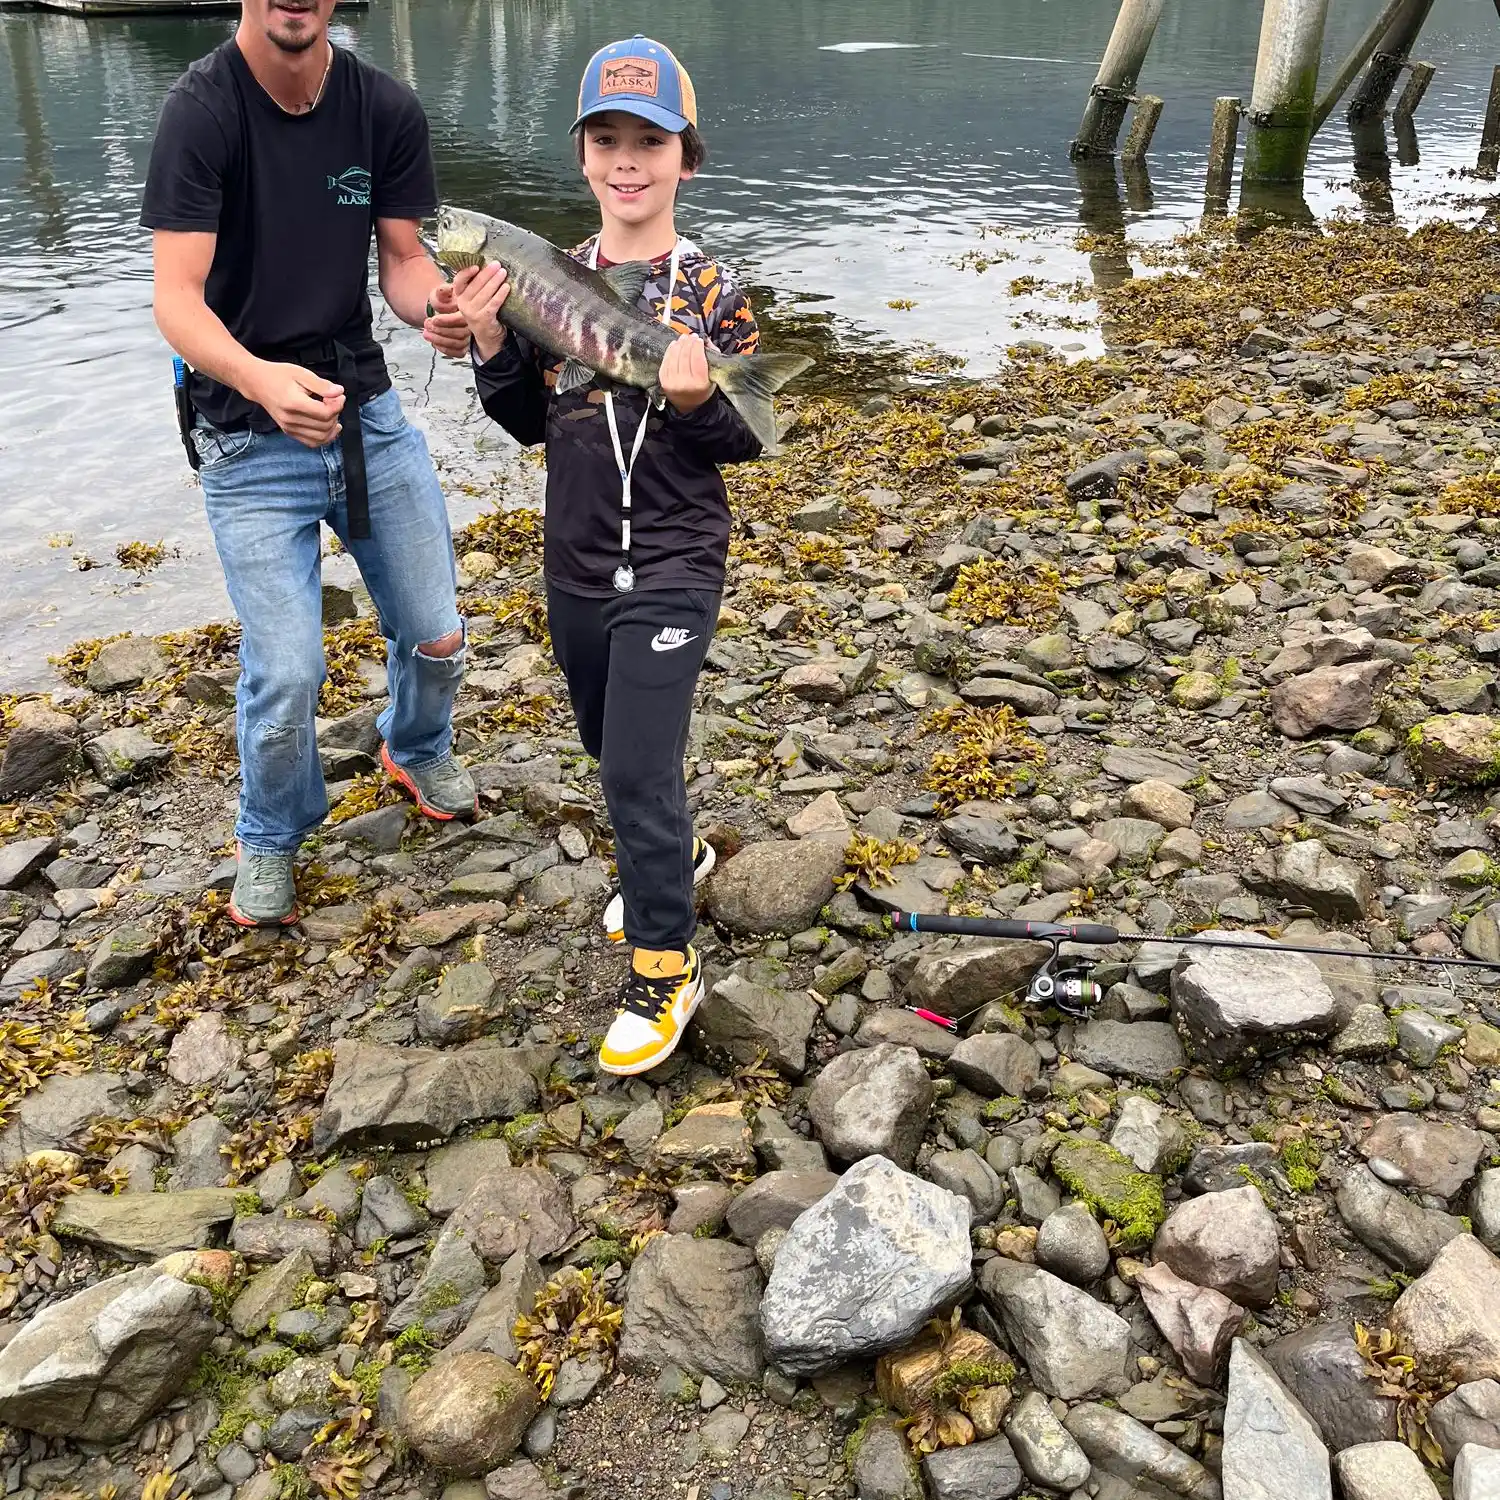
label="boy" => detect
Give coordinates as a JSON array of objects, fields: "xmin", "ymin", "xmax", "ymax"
[{"xmin": 453, "ymin": 35, "xmax": 768, "ymax": 1076}]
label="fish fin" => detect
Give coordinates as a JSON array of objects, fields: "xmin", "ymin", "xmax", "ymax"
[
  {"xmin": 437, "ymin": 251, "xmax": 487, "ymax": 273},
  {"xmin": 648, "ymin": 384, "xmax": 667, "ymax": 408},
  {"xmin": 709, "ymin": 351, "xmax": 815, "ymax": 455},
  {"xmin": 598, "ymin": 259, "xmax": 654, "ymax": 307},
  {"xmin": 555, "ymin": 358, "xmax": 597, "ymax": 395}
]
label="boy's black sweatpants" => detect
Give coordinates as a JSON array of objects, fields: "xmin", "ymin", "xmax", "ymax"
[{"xmin": 546, "ymin": 584, "xmax": 718, "ymax": 952}]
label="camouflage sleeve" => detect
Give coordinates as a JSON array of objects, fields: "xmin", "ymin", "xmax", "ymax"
[{"xmin": 683, "ymin": 260, "xmax": 760, "ymax": 357}]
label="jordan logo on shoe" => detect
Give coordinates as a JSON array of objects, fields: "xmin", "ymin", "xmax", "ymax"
[{"xmin": 651, "ymin": 627, "xmax": 698, "ymax": 652}]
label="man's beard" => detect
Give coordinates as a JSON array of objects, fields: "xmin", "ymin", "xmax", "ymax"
[{"xmin": 268, "ymin": 16, "xmax": 322, "ymax": 53}]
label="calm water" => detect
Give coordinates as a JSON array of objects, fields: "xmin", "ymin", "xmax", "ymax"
[{"xmin": 2, "ymin": 0, "xmax": 1499, "ymax": 688}]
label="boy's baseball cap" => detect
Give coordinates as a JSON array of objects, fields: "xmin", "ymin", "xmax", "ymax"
[{"xmin": 572, "ymin": 35, "xmax": 698, "ymax": 134}]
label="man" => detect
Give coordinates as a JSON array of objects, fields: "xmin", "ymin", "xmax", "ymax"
[{"xmin": 142, "ymin": 0, "xmax": 476, "ymax": 927}]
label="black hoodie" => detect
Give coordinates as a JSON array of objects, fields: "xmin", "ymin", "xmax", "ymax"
[{"xmin": 472, "ymin": 233, "xmax": 762, "ymax": 597}]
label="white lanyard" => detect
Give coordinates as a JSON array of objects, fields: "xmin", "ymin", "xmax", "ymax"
[{"xmin": 587, "ymin": 234, "xmax": 681, "ymax": 593}]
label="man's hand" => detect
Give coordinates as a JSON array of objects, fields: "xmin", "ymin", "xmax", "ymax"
[
  {"xmin": 453, "ymin": 263, "xmax": 511, "ymax": 364},
  {"xmin": 660, "ymin": 333, "xmax": 713, "ymax": 414},
  {"xmin": 423, "ymin": 281, "xmax": 472, "ymax": 361},
  {"xmin": 247, "ymin": 362, "xmax": 345, "ymax": 448}
]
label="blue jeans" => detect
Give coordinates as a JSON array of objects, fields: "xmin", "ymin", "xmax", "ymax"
[{"xmin": 195, "ymin": 387, "xmax": 464, "ymax": 855}]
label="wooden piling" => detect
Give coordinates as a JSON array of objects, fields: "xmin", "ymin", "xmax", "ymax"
[
  {"xmin": 1071, "ymin": 0, "xmax": 1166, "ymax": 159},
  {"xmin": 1312, "ymin": 0, "xmax": 1410, "ymax": 134},
  {"xmin": 1394, "ymin": 113, "xmax": 1420, "ymax": 167},
  {"xmin": 1205, "ymin": 96, "xmax": 1242, "ymax": 216},
  {"xmin": 1479, "ymin": 65, "xmax": 1500, "ymax": 179},
  {"xmin": 1393, "ymin": 60, "xmax": 1436, "ymax": 125},
  {"xmin": 1242, "ymin": 0, "xmax": 1331, "ymax": 187},
  {"xmin": 1122, "ymin": 96, "xmax": 1164, "ymax": 162},
  {"xmin": 1348, "ymin": 0, "xmax": 1438, "ymax": 122}
]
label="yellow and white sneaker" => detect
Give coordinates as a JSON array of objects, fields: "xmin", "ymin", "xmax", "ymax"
[
  {"xmin": 598, "ymin": 947, "xmax": 705, "ymax": 1076},
  {"xmin": 602, "ymin": 838, "xmax": 716, "ymax": 944}
]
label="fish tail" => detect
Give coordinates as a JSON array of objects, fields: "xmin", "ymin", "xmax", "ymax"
[{"xmin": 710, "ymin": 352, "xmax": 814, "ymax": 455}]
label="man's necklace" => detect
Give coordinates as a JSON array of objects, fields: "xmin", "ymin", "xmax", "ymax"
[{"xmin": 271, "ymin": 42, "xmax": 333, "ymax": 114}]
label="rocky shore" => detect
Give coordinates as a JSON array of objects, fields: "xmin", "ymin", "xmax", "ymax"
[{"xmin": 2, "ymin": 215, "xmax": 1500, "ymax": 1500}]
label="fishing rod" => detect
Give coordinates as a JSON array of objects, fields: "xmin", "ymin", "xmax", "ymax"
[{"xmin": 890, "ymin": 910, "xmax": 1500, "ymax": 1029}]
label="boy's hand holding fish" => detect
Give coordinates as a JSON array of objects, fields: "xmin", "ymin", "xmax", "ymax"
[
  {"xmin": 452, "ymin": 262, "xmax": 510, "ymax": 363},
  {"xmin": 658, "ymin": 332, "xmax": 713, "ymax": 414}
]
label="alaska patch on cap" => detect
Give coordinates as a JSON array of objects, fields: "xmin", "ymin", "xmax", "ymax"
[
  {"xmin": 573, "ymin": 34, "xmax": 696, "ymax": 133},
  {"xmin": 601, "ymin": 57, "xmax": 660, "ymax": 99}
]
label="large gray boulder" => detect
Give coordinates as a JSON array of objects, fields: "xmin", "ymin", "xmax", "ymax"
[
  {"xmin": 1456, "ymin": 1443, "xmax": 1500, "ymax": 1500},
  {"xmin": 725, "ymin": 1169, "xmax": 839, "ymax": 1246},
  {"xmin": 903, "ymin": 939, "xmax": 1050, "ymax": 1018},
  {"xmin": 1063, "ymin": 1402, "xmax": 1219, "ymax": 1500},
  {"xmin": 1171, "ymin": 935, "xmax": 1339, "ymax": 1069},
  {"xmin": 1221, "ymin": 1340, "xmax": 1332, "ymax": 1500},
  {"xmin": 620, "ymin": 1234, "xmax": 764, "ymax": 1385},
  {"xmin": 0, "ymin": 1268, "xmax": 215, "ymax": 1440},
  {"xmin": 0, "ymin": 702, "xmax": 77, "ymax": 800},
  {"xmin": 1336, "ymin": 1165, "xmax": 1466, "ymax": 1273},
  {"xmin": 51, "ymin": 1189, "xmax": 242, "ymax": 1261},
  {"xmin": 759, "ymin": 1155, "xmax": 971, "ymax": 1377},
  {"xmin": 948, "ymin": 1033, "xmax": 1041, "ymax": 1099},
  {"xmin": 0, "ymin": 835, "xmax": 59, "ymax": 891},
  {"xmin": 806, "ymin": 1043, "xmax": 933, "ymax": 1170},
  {"xmin": 979, "ymin": 1258, "xmax": 1131, "ymax": 1401},
  {"xmin": 313, "ymin": 1039, "xmax": 549, "ymax": 1151},
  {"xmin": 921, "ymin": 1437, "xmax": 1024, "ymax": 1500},
  {"xmin": 438, "ymin": 1168, "xmax": 575, "ymax": 1264},
  {"xmin": 1152, "ymin": 1184, "xmax": 1280, "ymax": 1308},
  {"xmin": 1264, "ymin": 1321, "xmax": 1399, "ymax": 1451},
  {"xmin": 706, "ymin": 839, "xmax": 846, "ymax": 936},
  {"xmin": 1269, "ymin": 660, "xmax": 1390, "ymax": 738},
  {"xmin": 1390, "ymin": 1234, "xmax": 1500, "ymax": 1384},
  {"xmin": 0, "ymin": 1072, "xmax": 130, "ymax": 1164},
  {"xmin": 1071, "ymin": 1020, "xmax": 1186, "ymax": 1083},
  {"xmin": 693, "ymin": 973, "xmax": 820, "ymax": 1078},
  {"xmin": 86, "ymin": 635, "xmax": 166, "ymax": 693},
  {"xmin": 1430, "ymin": 1380, "xmax": 1500, "ymax": 1466},
  {"xmin": 851, "ymin": 1417, "xmax": 924, "ymax": 1500},
  {"xmin": 1005, "ymin": 1391, "xmax": 1091, "ymax": 1492},
  {"xmin": 1273, "ymin": 839, "xmax": 1377, "ymax": 920},
  {"xmin": 1334, "ymin": 1441, "xmax": 1441, "ymax": 1500}
]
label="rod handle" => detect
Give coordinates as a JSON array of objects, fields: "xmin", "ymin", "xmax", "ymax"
[{"xmin": 892, "ymin": 911, "xmax": 1122, "ymax": 945}]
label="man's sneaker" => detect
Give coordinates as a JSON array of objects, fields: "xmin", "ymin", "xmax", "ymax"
[
  {"xmin": 603, "ymin": 837, "xmax": 716, "ymax": 943},
  {"xmin": 598, "ymin": 947, "xmax": 705, "ymax": 1076},
  {"xmin": 381, "ymin": 743, "xmax": 478, "ymax": 821},
  {"xmin": 228, "ymin": 845, "xmax": 298, "ymax": 927}
]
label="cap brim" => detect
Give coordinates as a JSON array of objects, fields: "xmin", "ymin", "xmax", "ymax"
[{"xmin": 571, "ymin": 97, "xmax": 691, "ymax": 134}]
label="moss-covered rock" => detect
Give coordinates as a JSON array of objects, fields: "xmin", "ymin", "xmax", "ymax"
[
  {"xmin": 1049, "ymin": 1138, "xmax": 1166, "ymax": 1252},
  {"xmin": 1407, "ymin": 714, "xmax": 1500, "ymax": 786}
]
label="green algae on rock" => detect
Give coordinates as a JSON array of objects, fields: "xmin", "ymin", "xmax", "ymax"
[
  {"xmin": 1048, "ymin": 1139, "xmax": 1166, "ymax": 1252},
  {"xmin": 1408, "ymin": 714, "xmax": 1500, "ymax": 787}
]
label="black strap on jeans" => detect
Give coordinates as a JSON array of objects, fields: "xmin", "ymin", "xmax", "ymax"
[
  {"xmin": 174, "ymin": 339, "xmax": 373, "ymax": 539},
  {"xmin": 280, "ymin": 338, "xmax": 371, "ymax": 540}
]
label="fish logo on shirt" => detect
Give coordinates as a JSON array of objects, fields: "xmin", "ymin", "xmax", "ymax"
[{"xmin": 327, "ymin": 166, "xmax": 371, "ymax": 206}]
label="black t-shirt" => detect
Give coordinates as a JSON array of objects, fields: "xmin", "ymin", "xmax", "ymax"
[{"xmin": 140, "ymin": 41, "xmax": 437, "ymax": 431}]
